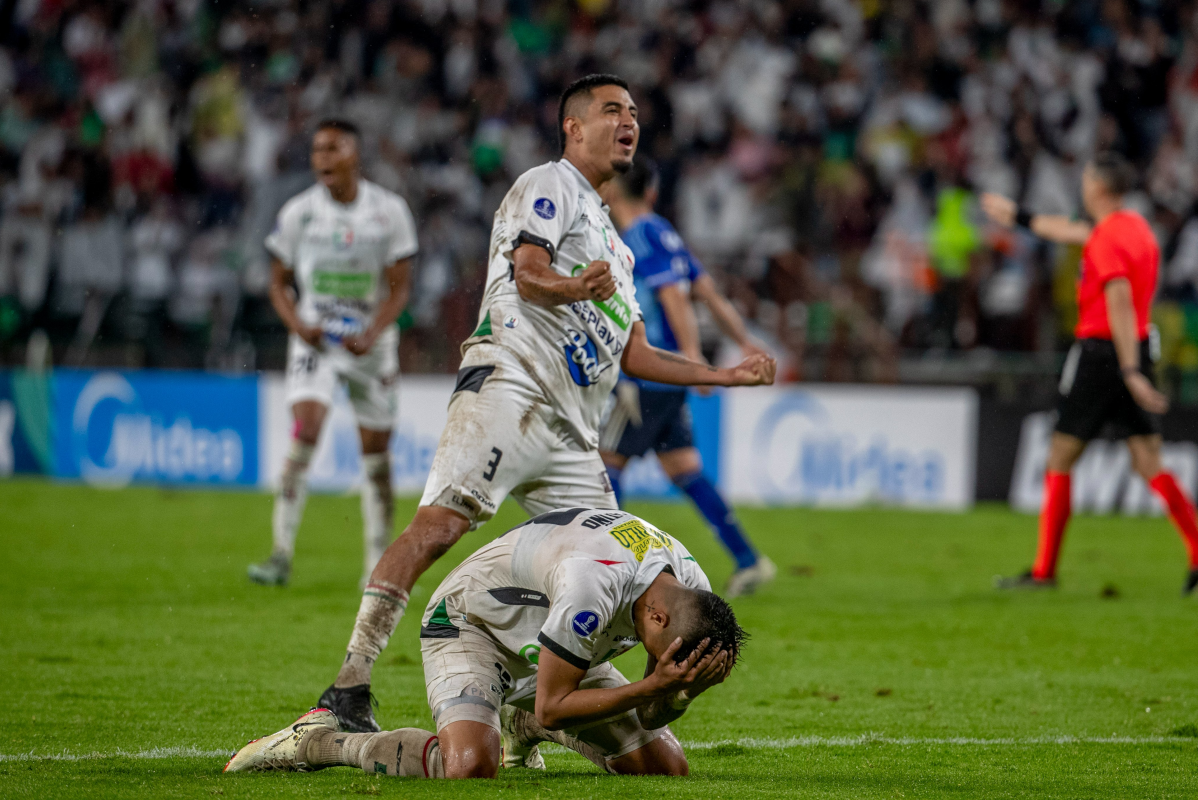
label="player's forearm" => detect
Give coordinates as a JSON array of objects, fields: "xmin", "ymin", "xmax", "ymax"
[
  {"xmin": 537, "ymin": 680, "xmax": 663, "ymax": 731},
  {"xmin": 636, "ymin": 694, "xmax": 689, "ymax": 730},
  {"xmin": 622, "ymin": 340, "xmax": 726, "ymax": 385},
  {"xmin": 364, "ymin": 259, "xmax": 412, "ymax": 341},
  {"xmin": 700, "ymin": 287, "xmax": 750, "ymax": 347},
  {"xmin": 1105, "ymin": 278, "xmax": 1141, "ymax": 372},
  {"xmin": 514, "ymin": 258, "xmax": 585, "ymax": 307},
  {"xmin": 269, "ymin": 279, "xmax": 305, "ymax": 334},
  {"xmin": 658, "ymin": 285, "xmax": 704, "ymax": 362}
]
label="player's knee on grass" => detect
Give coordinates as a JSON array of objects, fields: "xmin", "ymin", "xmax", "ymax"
[
  {"xmin": 437, "ymin": 721, "xmax": 501, "ymax": 779},
  {"xmin": 607, "ymin": 730, "xmax": 688, "ymax": 776}
]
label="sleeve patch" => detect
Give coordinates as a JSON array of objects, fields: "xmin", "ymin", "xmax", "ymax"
[
  {"xmin": 533, "ymin": 198, "xmax": 557, "ymax": 219},
  {"xmin": 571, "ymin": 610, "xmax": 600, "ymax": 637}
]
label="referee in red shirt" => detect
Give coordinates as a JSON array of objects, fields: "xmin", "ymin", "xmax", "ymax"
[{"xmin": 983, "ymin": 152, "xmax": 1198, "ymax": 594}]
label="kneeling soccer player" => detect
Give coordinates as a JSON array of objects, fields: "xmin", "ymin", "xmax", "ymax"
[{"xmin": 224, "ymin": 507, "xmax": 744, "ymax": 778}]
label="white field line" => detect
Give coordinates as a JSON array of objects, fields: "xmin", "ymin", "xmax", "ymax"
[{"xmin": 6, "ymin": 735, "xmax": 1190, "ymax": 763}]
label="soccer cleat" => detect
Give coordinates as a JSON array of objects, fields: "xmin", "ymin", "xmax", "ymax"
[
  {"xmin": 318, "ymin": 683, "xmax": 381, "ymax": 733},
  {"xmin": 994, "ymin": 570, "xmax": 1058, "ymax": 590},
  {"xmin": 1184, "ymin": 568, "xmax": 1198, "ymax": 596},
  {"xmin": 248, "ymin": 554, "xmax": 291, "ymax": 586},
  {"xmin": 725, "ymin": 555, "xmax": 777, "ymax": 598},
  {"xmin": 499, "ymin": 705, "xmax": 546, "ymax": 770},
  {"xmin": 223, "ymin": 708, "xmax": 337, "ymax": 773}
]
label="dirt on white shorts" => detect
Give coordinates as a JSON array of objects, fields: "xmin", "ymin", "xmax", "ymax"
[
  {"xmin": 421, "ymin": 625, "xmax": 661, "ymax": 760},
  {"xmin": 284, "ymin": 328, "xmax": 399, "ymax": 431},
  {"xmin": 418, "ymin": 346, "xmax": 616, "ymax": 530}
]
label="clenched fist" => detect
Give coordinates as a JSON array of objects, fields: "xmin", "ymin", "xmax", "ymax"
[
  {"xmin": 575, "ymin": 260, "xmax": 617, "ymax": 302},
  {"xmin": 726, "ymin": 353, "xmax": 776, "ymax": 386}
]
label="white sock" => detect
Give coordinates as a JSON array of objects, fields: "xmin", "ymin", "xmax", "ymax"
[
  {"xmin": 305, "ymin": 728, "xmax": 443, "ymax": 777},
  {"xmin": 359, "ymin": 453, "xmax": 393, "ymax": 580},
  {"xmin": 336, "ymin": 579, "xmax": 408, "ymax": 687},
  {"xmin": 271, "ymin": 440, "xmax": 315, "ymax": 560}
]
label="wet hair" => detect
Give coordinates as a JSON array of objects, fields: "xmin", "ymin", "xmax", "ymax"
[
  {"xmin": 673, "ymin": 589, "xmax": 748, "ymax": 667},
  {"xmin": 615, "ymin": 158, "xmax": 659, "ymax": 201},
  {"xmin": 315, "ymin": 118, "xmax": 361, "ymax": 143},
  {"xmin": 558, "ymin": 73, "xmax": 629, "ymax": 154},
  {"xmin": 1089, "ymin": 151, "xmax": 1137, "ymax": 197}
]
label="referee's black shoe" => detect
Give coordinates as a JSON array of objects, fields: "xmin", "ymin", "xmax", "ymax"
[
  {"xmin": 1185, "ymin": 568, "xmax": 1198, "ymax": 597},
  {"xmin": 318, "ymin": 684, "xmax": 381, "ymax": 733},
  {"xmin": 994, "ymin": 570, "xmax": 1057, "ymax": 590}
]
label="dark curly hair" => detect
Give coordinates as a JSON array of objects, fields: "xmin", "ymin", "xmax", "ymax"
[{"xmin": 674, "ymin": 590, "xmax": 748, "ymax": 667}]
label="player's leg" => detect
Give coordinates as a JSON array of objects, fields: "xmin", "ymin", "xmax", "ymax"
[
  {"xmin": 1127, "ymin": 434, "xmax": 1198, "ymax": 593},
  {"xmin": 606, "ymin": 731, "xmax": 688, "ymax": 776},
  {"xmin": 346, "ymin": 333, "xmax": 400, "ymax": 584},
  {"xmin": 249, "ymin": 400, "xmax": 326, "ymax": 586},
  {"xmin": 321, "ymin": 369, "xmax": 542, "ymax": 729}
]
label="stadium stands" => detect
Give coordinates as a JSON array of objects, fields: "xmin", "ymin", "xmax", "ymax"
[{"xmin": 0, "ymin": 0, "xmax": 1196, "ymax": 399}]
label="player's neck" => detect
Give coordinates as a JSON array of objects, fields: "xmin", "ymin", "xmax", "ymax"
[
  {"xmin": 561, "ymin": 152, "xmax": 610, "ymax": 192},
  {"xmin": 1089, "ymin": 197, "xmax": 1121, "ymax": 224},
  {"xmin": 326, "ymin": 177, "xmax": 360, "ymax": 205}
]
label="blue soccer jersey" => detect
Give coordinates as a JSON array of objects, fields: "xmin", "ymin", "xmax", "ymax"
[{"xmin": 622, "ymin": 213, "xmax": 705, "ymax": 390}]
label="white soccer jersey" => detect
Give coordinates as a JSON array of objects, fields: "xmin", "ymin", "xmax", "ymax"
[
  {"xmin": 468, "ymin": 159, "xmax": 642, "ymax": 448},
  {"xmin": 421, "ymin": 507, "xmax": 711, "ymax": 702},
  {"xmin": 265, "ymin": 180, "xmax": 418, "ymax": 344}
]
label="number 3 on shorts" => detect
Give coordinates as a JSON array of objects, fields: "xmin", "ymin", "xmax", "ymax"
[{"xmin": 482, "ymin": 447, "xmax": 503, "ymax": 482}]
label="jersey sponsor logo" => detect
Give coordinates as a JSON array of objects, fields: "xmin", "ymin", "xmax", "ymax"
[
  {"xmin": 313, "ymin": 270, "xmax": 374, "ymax": 298},
  {"xmin": 582, "ymin": 512, "xmax": 623, "ymax": 529},
  {"xmin": 321, "ymin": 314, "xmax": 365, "ymax": 343},
  {"xmin": 558, "ymin": 328, "xmax": 612, "ymax": 387},
  {"xmin": 519, "ymin": 644, "xmax": 542, "ymax": 664},
  {"xmin": 570, "ymin": 265, "xmax": 632, "ymax": 330},
  {"xmin": 608, "ymin": 520, "xmax": 674, "ymax": 562},
  {"xmin": 533, "ymin": 198, "xmax": 556, "ymax": 219},
  {"xmin": 571, "ymin": 610, "xmax": 600, "ymax": 637}
]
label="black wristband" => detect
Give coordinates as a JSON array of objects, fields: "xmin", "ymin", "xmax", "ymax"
[{"xmin": 1015, "ymin": 209, "xmax": 1034, "ymax": 228}]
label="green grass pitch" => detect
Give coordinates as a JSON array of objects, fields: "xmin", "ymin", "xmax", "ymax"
[{"xmin": 2, "ymin": 479, "xmax": 1197, "ymax": 798}]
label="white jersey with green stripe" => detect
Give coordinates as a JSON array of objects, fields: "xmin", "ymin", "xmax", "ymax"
[
  {"xmin": 467, "ymin": 159, "xmax": 642, "ymax": 449},
  {"xmin": 420, "ymin": 507, "xmax": 711, "ymax": 702},
  {"xmin": 265, "ymin": 179, "xmax": 418, "ymax": 345}
]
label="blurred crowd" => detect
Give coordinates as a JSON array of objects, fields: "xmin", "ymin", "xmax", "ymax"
[{"xmin": 3, "ymin": 0, "xmax": 1198, "ymax": 390}]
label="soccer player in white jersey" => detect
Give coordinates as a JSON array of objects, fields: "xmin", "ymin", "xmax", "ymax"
[
  {"xmin": 313, "ymin": 74, "xmax": 774, "ymax": 732},
  {"xmin": 225, "ymin": 507, "xmax": 743, "ymax": 779},
  {"xmin": 247, "ymin": 119, "xmax": 417, "ymax": 587}
]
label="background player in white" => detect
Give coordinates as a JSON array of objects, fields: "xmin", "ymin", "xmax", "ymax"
[
  {"xmin": 247, "ymin": 119, "xmax": 417, "ymax": 587},
  {"xmin": 225, "ymin": 507, "xmax": 743, "ymax": 779},
  {"xmin": 313, "ymin": 75, "xmax": 774, "ymax": 732}
]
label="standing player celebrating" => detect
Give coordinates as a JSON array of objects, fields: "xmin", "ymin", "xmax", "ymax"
[
  {"xmin": 248, "ymin": 120, "xmax": 417, "ymax": 587},
  {"xmin": 313, "ymin": 74, "xmax": 775, "ymax": 732},
  {"xmin": 598, "ymin": 160, "xmax": 776, "ymax": 597},
  {"xmin": 983, "ymin": 152, "xmax": 1198, "ymax": 593}
]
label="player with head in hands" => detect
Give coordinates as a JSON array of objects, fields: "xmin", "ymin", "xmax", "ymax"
[{"xmin": 225, "ymin": 508, "xmax": 744, "ymax": 779}]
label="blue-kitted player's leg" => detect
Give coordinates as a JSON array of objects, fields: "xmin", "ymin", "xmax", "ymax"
[{"xmin": 653, "ymin": 393, "xmax": 775, "ymax": 597}]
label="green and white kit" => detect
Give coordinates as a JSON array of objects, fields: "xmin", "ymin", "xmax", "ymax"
[{"xmin": 266, "ymin": 179, "xmax": 417, "ymax": 428}]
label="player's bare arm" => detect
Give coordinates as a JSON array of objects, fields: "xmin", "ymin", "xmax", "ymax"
[
  {"xmin": 535, "ymin": 636, "xmax": 724, "ymax": 731},
  {"xmin": 621, "ymin": 321, "xmax": 776, "ymax": 386},
  {"xmin": 657, "ymin": 283, "xmax": 704, "ymax": 363},
  {"xmin": 343, "ymin": 256, "xmax": 413, "ymax": 355},
  {"xmin": 981, "ymin": 192, "xmax": 1092, "ymax": 245},
  {"xmin": 691, "ymin": 273, "xmax": 770, "ymax": 357},
  {"xmin": 1105, "ymin": 277, "xmax": 1168, "ymax": 414},
  {"xmin": 268, "ymin": 257, "xmax": 323, "ymax": 348},
  {"xmin": 512, "ymin": 243, "xmax": 616, "ymax": 306}
]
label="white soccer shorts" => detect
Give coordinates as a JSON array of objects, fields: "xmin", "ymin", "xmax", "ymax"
[
  {"xmin": 284, "ymin": 327, "xmax": 399, "ymax": 431},
  {"xmin": 418, "ymin": 353, "xmax": 616, "ymax": 530}
]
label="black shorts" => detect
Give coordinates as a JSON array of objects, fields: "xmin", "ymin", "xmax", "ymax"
[
  {"xmin": 610, "ymin": 389, "xmax": 694, "ymax": 458},
  {"xmin": 1055, "ymin": 338, "xmax": 1161, "ymax": 441}
]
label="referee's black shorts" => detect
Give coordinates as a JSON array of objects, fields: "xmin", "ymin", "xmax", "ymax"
[{"xmin": 1055, "ymin": 337, "xmax": 1161, "ymax": 442}]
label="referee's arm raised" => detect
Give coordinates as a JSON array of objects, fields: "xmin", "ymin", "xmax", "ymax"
[{"xmin": 980, "ymin": 192, "xmax": 1092, "ymax": 244}]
